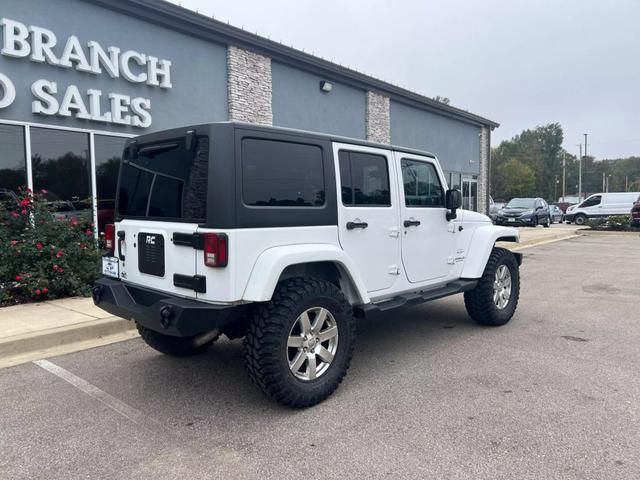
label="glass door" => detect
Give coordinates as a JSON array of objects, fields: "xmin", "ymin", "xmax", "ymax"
[{"xmin": 462, "ymin": 176, "xmax": 478, "ymax": 211}]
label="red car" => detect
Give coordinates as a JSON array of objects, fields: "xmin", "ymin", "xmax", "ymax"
[{"xmin": 632, "ymin": 194, "xmax": 640, "ymax": 227}]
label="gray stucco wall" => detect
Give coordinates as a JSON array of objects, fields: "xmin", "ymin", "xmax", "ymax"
[
  {"xmin": 0, "ymin": 0, "xmax": 227, "ymax": 134},
  {"xmin": 390, "ymin": 101, "xmax": 481, "ymax": 174},
  {"xmin": 272, "ymin": 62, "xmax": 366, "ymax": 139}
]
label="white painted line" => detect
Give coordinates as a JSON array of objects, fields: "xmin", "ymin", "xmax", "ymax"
[{"xmin": 33, "ymin": 359, "xmax": 163, "ymax": 432}]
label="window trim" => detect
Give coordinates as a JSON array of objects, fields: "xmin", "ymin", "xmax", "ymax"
[
  {"xmin": 400, "ymin": 157, "xmax": 445, "ymax": 209},
  {"xmin": 338, "ymin": 149, "xmax": 392, "ymax": 208}
]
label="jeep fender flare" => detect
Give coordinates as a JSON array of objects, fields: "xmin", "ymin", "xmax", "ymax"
[
  {"xmin": 242, "ymin": 244, "xmax": 370, "ymax": 304},
  {"xmin": 460, "ymin": 225, "xmax": 520, "ymax": 279}
]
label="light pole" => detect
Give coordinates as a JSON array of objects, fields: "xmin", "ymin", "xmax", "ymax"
[
  {"xmin": 562, "ymin": 151, "xmax": 566, "ymax": 202},
  {"xmin": 554, "ymin": 174, "xmax": 559, "ymax": 201},
  {"xmin": 578, "ymin": 143, "xmax": 583, "ymax": 201}
]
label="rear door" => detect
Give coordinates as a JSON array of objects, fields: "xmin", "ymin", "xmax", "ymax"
[
  {"xmin": 334, "ymin": 143, "xmax": 401, "ymax": 293},
  {"xmin": 115, "ymin": 133, "xmax": 209, "ymax": 299}
]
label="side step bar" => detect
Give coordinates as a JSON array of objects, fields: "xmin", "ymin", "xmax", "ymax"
[{"xmin": 353, "ymin": 279, "xmax": 478, "ymax": 318}]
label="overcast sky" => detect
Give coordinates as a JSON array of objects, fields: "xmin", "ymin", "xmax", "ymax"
[{"xmin": 169, "ymin": 0, "xmax": 640, "ymax": 159}]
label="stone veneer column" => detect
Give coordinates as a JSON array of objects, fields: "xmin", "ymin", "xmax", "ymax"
[
  {"xmin": 227, "ymin": 45, "xmax": 272, "ymax": 124},
  {"xmin": 365, "ymin": 91, "xmax": 390, "ymax": 144},
  {"xmin": 477, "ymin": 126, "xmax": 490, "ymax": 214}
]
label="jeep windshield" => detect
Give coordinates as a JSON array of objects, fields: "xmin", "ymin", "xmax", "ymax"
[
  {"xmin": 505, "ymin": 198, "xmax": 535, "ymax": 209},
  {"xmin": 116, "ymin": 136, "xmax": 208, "ymax": 221}
]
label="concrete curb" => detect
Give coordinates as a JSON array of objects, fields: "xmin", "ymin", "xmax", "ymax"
[
  {"xmin": 576, "ymin": 229, "xmax": 640, "ymax": 236},
  {"xmin": 0, "ymin": 317, "xmax": 138, "ymax": 369}
]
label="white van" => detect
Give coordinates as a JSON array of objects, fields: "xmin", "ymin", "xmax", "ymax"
[{"xmin": 565, "ymin": 192, "xmax": 640, "ymax": 225}]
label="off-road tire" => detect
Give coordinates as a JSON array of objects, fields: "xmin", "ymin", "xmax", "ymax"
[
  {"xmin": 464, "ymin": 247, "xmax": 520, "ymax": 327},
  {"xmin": 243, "ymin": 277, "xmax": 356, "ymax": 408},
  {"xmin": 136, "ymin": 324, "xmax": 217, "ymax": 357},
  {"xmin": 574, "ymin": 214, "xmax": 587, "ymax": 226}
]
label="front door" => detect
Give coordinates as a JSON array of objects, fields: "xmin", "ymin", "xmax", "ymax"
[
  {"xmin": 395, "ymin": 153, "xmax": 456, "ymax": 283},
  {"xmin": 334, "ymin": 143, "xmax": 401, "ymax": 293}
]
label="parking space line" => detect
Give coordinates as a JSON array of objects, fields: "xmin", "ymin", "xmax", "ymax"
[{"xmin": 33, "ymin": 359, "xmax": 164, "ymax": 433}]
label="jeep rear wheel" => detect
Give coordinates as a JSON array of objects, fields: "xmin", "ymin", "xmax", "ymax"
[
  {"xmin": 136, "ymin": 324, "xmax": 219, "ymax": 357},
  {"xmin": 243, "ymin": 277, "xmax": 356, "ymax": 408},
  {"xmin": 464, "ymin": 247, "xmax": 520, "ymax": 326}
]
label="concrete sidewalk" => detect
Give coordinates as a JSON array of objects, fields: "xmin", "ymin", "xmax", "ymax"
[
  {"xmin": 0, "ymin": 224, "xmax": 581, "ymax": 369},
  {"xmin": 0, "ymin": 297, "xmax": 137, "ymax": 368}
]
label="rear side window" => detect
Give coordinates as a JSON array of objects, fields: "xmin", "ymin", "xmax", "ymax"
[
  {"xmin": 242, "ymin": 139, "xmax": 325, "ymax": 207},
  {"xmin": 339, "ymin": 151, "xmax": 390, "ymax": 206},
  {"xmin": 401, "ymin": 159, "xmax": 444, "ymax": 207},
  {"xmin": 117, "ymin": 136, "xmax": 208, "ymax": 221}
]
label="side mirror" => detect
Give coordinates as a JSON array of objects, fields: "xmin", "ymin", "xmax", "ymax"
[{"xmin": 445, "ymin": 189, "xmax": 461, "ymax": 221}]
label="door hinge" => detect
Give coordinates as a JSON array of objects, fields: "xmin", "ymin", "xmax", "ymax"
[
  {"xmin": 447, "ymin": 223, "xmax": 456, "ymax": 233},
  {"xmin": 387, "ymin": 265, "xmax": 401, "ymax": 275},
  {"xmin": 447, "ymin": 256, "xmax": 455, "ymax": 265}
]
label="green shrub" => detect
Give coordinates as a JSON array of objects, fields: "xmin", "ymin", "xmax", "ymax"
[
  {"xmin": 0, "ymin": 187, "xmax": 102, "ymax": 306},
  {"xmin": 586, "ymin": 214, "xmax": 633, "ymax": 231}
]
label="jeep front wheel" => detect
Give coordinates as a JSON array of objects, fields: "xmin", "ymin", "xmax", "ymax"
[
  {"xmin": 464, "ymin": 247, "xmax": 520, "ymax": 326},
  {"xmin": 243, "ymin": 278, "xmax": 356, "ymax": 408}
]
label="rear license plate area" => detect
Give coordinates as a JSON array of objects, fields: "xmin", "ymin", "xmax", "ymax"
[{"xmin": 138, "ymin": 232, "xmax": 165, "ymax": 277}]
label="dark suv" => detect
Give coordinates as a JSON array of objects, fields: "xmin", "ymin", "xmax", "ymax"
[
  {"xmin": 632, "ymin": 194, "xmax": 640, "ymax": 227},
  {"xmin": 495, "ymin": 197, "xmax": 551, "ymax": 227}
]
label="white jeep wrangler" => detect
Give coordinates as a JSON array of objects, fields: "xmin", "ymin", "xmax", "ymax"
[{"xmin": 93, "ymin": 122, "xmax": 522, "ymax": 407}]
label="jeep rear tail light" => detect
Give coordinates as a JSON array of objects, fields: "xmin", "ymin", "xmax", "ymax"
[
  {"xmin": 105, "ymin": 224, "xmax": 115, "ymax": 252},
  {"xmin": 202, "ymin": 233, "xmax": 228, "ymax": 267}
]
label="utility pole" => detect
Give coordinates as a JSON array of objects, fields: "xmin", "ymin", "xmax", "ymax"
[
  {"xmin": 554, "ymin": 174, "xmax": 558, "ymax": 201},
  {"xmin": 578, "ymin": 143, "xmax": 583, "ymax": 201},
  {"xmin": 602, "ymin": 171, "xmax": 605, "ymax": 191},
  {"xmin": 626, "ymin": 175, "xmax": 629, "ymax": 192},
  {"xmin": 562, "ymin": 151, "xmax": 566, "ymax": 202}
]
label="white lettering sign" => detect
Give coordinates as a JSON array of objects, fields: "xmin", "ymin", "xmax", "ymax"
[
  {"xmin": 0, "ymin": 17, "xmax": 173, "ymax": 127},
  {"xmin": 0, "ymin": 71, "xmax": 16, "ymax": 108}
]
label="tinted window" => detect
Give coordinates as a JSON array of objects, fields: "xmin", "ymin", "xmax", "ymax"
[
  {"xmin": 118, "ymin": 136, "xmax": 208, "ymax": 220},
  {"xmin": 95, "ymin": 135, "xmax": 126, "ymax": 233},
  {"xmin": 339, "ymin": 151, "xmax": 390, "ymax": 206},
  {"xmin": 242, "ymin": 139, "xmax": 325, "ymax": 207},
  {"xmin": 401, "ymin": 159, "xmax": 444, "ymax": 207},
  {"xmin": 581, "ymin": 195, "xmax": 601, "ymax": 207},
  {"xmin": 31, "ymin": 128, "xmax": 92, "ymax": 215},
  {"xmin": 0, "ymin": 124, "xmax": 27, "ymax": 195}
]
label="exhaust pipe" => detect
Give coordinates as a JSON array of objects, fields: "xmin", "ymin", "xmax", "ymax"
[{"xmin": 191, "ymin": 328, "xmax": 221, "ymax": 348}]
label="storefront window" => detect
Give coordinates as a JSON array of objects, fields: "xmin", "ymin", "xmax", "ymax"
[
  {"xmin": 31, "ymin": 128, "xmax": 92, "ymax": 224},
  {"xmin": 95, "ymin": 135, "xmax": 126, "ymax": 233},
  {"xmin": 0, "ymin": 124, "xmax": 27, "ymax": 203}
]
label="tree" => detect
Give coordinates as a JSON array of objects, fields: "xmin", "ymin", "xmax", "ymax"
[
  {"xmin": 495, "ymin": 158, "xmax": 536, "ymax": 199},
  {"xmin": 492, "ymin": 123, "xmax": 564, "ymax": 201}
]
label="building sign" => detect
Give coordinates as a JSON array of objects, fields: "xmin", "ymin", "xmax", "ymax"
[{"xmin": 0, "ymin": 17, "xmax": 173, "ymax": 128}]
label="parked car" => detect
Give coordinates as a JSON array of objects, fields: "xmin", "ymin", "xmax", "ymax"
[
  {"xmin": 495, "ymin": 197, "xmax": 551, "ymax": 227},
  {"xmin": 549, "ymin": 205, "xmax": 564, "ymax": 223},
  {"xmin": 631, "ymin": 194, "xmax": 640, "ymax": 227},
  {"xmin": 565, "ymin": 192, "xmax": 640, "ymax": 226},
  {"xmin": 92, "ymin": 122, "xmax": 523, "ymax": 408}
]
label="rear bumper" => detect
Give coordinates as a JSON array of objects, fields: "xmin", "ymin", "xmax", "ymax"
[{"xmin": 92, "ymin": 277, "xmax": 236, "ymax": 337}]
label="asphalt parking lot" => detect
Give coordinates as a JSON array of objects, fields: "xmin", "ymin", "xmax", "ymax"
[{"xmin": 1, "ymin": 234, "xmax": 639, "ymax": 480}]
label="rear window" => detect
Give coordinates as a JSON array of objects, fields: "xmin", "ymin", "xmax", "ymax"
[
  {"xmin": 242, "ymin": 138, "xmax": 325, "ymax": 207},
  {"xmin": 117, "ymin": 136, "xmax": 208, "ymax": 221}
]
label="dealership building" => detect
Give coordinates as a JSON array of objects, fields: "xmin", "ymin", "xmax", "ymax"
[{"xmin": 0, "ymin": 0, "xmax": 498, "ymax": 235}]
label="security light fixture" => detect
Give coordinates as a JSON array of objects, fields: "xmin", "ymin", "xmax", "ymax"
[{"xmin": 320, "ymin": 81, "xmax": 333, "ymax": 92}]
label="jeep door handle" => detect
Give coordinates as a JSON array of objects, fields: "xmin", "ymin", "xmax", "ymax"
[
  {"xmin": 403, "ymin": 219, "xmax": 421, "ymax": 227},
  {"xmin": 346, "ymin": 221, "xmax": 368, "ymax": 230}
]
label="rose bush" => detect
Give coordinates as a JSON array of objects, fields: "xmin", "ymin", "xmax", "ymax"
[{"xmin": 0, "ymin": 187, "xmax": 102, "ymax": 306}]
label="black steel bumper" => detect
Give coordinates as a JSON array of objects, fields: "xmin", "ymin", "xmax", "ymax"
[{"xmin": 92, "ymin": 277, "xmax": 236, "ymax": 337}]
